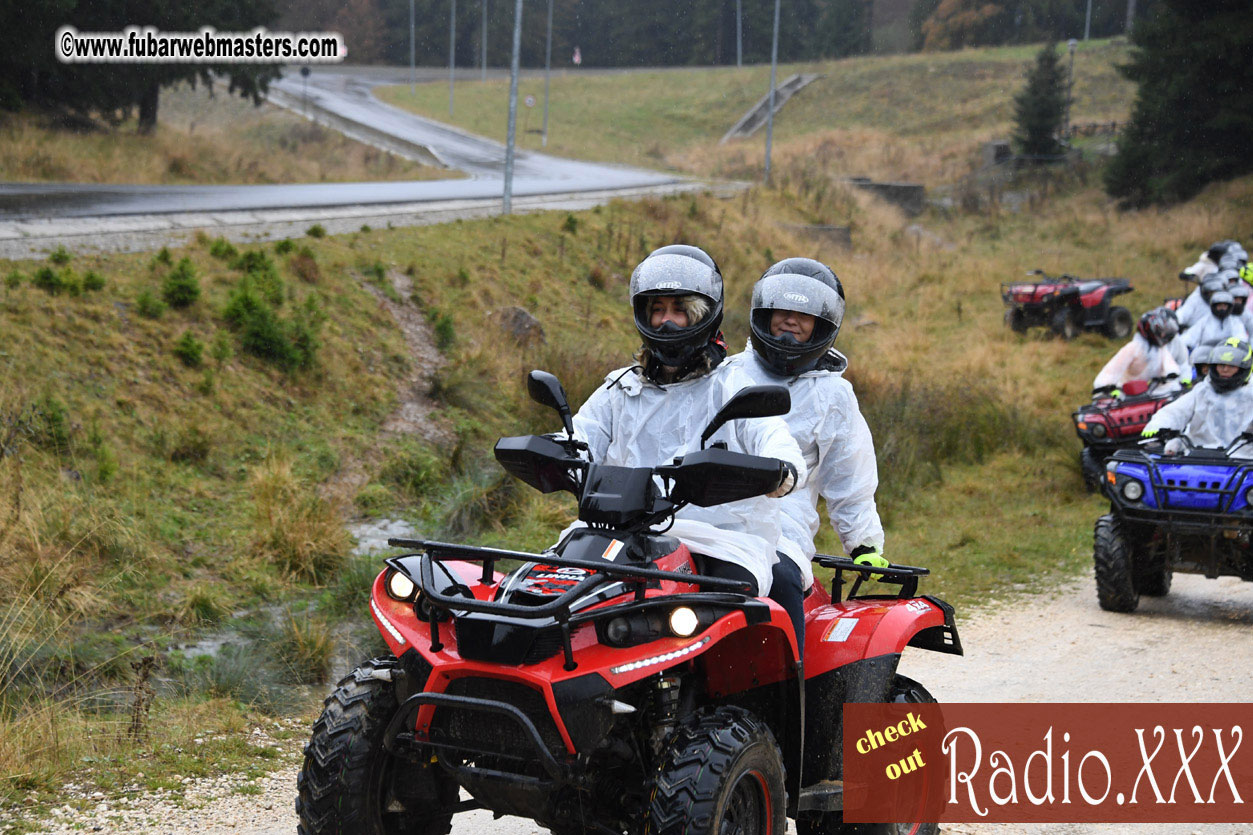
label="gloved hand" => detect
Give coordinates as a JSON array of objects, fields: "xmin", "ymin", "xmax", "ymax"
[
  {"xmin": 1109, "ymin": 387, "xmax": 1123, "ymax": 399},
  {"xmin": 1141, "ymin": 427, "xmax": 1159, "ymax": 438},
  {"xmin": 766, "ymin": 462, "xmax": 797, "ymax": 498},
  {"xmin": 851, "ymin": 546, "xmax": 888, "ymax": 580}
]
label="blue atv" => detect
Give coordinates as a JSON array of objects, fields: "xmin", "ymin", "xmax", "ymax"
[{"xmin": 1095, "ymin": 430, "xmax": 1253, "ymax": 612}]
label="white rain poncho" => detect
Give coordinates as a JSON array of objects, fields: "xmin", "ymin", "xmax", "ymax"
[
  {"xmin": 1092, "ymin": 333, "xmax": 1185, "ymax": 393},
  {"xmin": 1175, "ymin": 287, "xmax": 1210, "ymax": 330},
  {"xmin": 1143, "ymin": 378, "xmax": 1253, "ymax": 454},
  {"xmin": 728, "ymin": 346, "xmax": 883, "ymax": 589},
  {"xmin": 570, "ymin": 361, "xmax": 807, "ymax": 595},
  {"xmin": 1182, "ymin": 311, "xmax": 1247, "ymax": 351}
]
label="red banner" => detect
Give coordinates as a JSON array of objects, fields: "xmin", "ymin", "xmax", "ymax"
[{"xmin": 842, "ymin": 704, "xmax": 1253, "ymax": 823}]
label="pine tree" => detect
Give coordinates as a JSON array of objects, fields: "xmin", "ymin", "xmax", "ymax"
[
  {"xmin": 1104, "ymin": 0, "xmax": 1253, "ymax": 207},
  {"xmin": 1011, "ymin": 41, "xmax": 1067, "ymax": 157}
]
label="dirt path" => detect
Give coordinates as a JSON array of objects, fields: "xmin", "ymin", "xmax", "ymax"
[
  {"xmin": 320, "ymin": 268, "xmax": 452, "ymax": 507},
  {"xmin": 54, "ymin": 572, "xmax": 1253, "ymax": 834}
]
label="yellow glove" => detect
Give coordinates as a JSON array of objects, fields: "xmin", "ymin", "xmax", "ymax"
[{"xmin": 852, "ymin": 547, "xmax": 888, "ymax": 580}]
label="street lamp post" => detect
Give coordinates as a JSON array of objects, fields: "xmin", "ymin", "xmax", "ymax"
[
  {"xmin": 481, "ymin": 0, "xmax": 488, "ymax": 81},
  {"xmin": 1084, "ymin": 0, "xmax": 1092, "ymax": 40},
  {"xmin": 503, "ymin": 0, "xmax": 523, "ymax": 214},
  {"xmin": 736, "ymin": 0, "xmax": 742, "ymax": 68},
  {"xmin": 409, "ymin": 0, "xmax": 415, "ymax": 93},
  {"xmin": 763, "ymin": 0, "xmax": 780, "ymax": 183},
  {"xmin": 1065, "ymin": 39, "xmax": 1077, "ymax": 144},
  {"xmin": 542, "ymin": 0, "xmax": 553, "ymax": 147},
  {"xmin": 449, "ymin": 0, "xmax": 457, "ymax": 117}
]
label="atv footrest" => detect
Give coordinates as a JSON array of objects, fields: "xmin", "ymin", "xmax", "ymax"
[{"xmin": 798, "ymin": 779, "xmax": 844, "ymax": 812}]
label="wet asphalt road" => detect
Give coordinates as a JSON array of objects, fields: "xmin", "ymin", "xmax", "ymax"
[{"xmin": 0, "ymin": 66, "xmax": 685, "ymax": 221}]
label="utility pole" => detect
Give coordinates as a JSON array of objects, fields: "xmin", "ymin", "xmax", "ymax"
[
  {"xmin": 763, "ymin": 0, "xmax": 780, "ymax": 183},
  {"xmin": 1125, "ymin": 0, "xmax": 1137, "ymax": 34},
  {"xmin": 1065, "ymin": 39, "xmax": 1077, "ymax": 143},
  {"xmin": 736, "ymin": 0, "xmax": 742, "ymax": 67},
  {"xmin": 409, "ymin": 0, "xmax": 415, "ymax": 93},
  {"xmin": 481, "ymin": 0, "xmax": 488, "ymax": 81},
  {"xmin": 1084, "ymin": 0, "xmax": 1092, "ymax": 40},
  {"xmin": 503, "ymin": 0, "xmax": 523, "ymax": 214},
  {"xmin": 449, "ymin": 0, "xmax": 457, "ymax": 117},
  {"xmin": 542, "ymin": 0, "xmax": 553, "ymax": 147}
]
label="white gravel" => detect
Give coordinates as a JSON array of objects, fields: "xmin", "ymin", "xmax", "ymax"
[{"xmin": 16, "ymin": 573, "xmax": 1253, "ymax": 834}]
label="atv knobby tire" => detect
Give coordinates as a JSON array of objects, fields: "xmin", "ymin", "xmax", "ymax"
[
  {"xmin": 297, "ymin": 656, "xmax": 458, "ymax": 835},
  {"xmin": 1052, "ymin": 308, "xmax": 1081, "ymax": 340},
  {"xmin": 1080, "ymin": 447, "xmax": 1103, "ymax": 493},
  {"xmin": 1105, "ymin": 306, "xmax": 1134, "ymax": 339},
  {"xmin": 1005, "ymin": 308, "xmax": 1028, "ymax": 334},
  {"xmin": 1094, "ymin": 514, "xmax": 1140, "ymax": 612},
  {"xmin": 796, "ymin": 676, "xmax": 939, "ymax": 835},
  {"xmin": 645, "ymin": 706, "xmax": 786, "ymax": 835}
]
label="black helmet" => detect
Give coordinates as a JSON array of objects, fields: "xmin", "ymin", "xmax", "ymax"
[
  {"xmin": 1210, "ymin": 290, "xmax": 1234, "ymax": 320},
  {"xmin": 629, "ymin": 245, "xmax": 723, "ymax": 369},
  {"xmin": 1200, "ymin": 275, "xmax": 1227, "ymax": 304},
  {"xmin": 1206, "ymin": 240, "xmax": 1235, "ymax": 264},
  {"xmin": 749, "ymin": 258, "xmax": 846, "ymax": 376},
  {"xmin": 1208, "ymin": 339, "xmax": 1253, "ymax": 393},
  {"xmin": 1136, "ymin": 307, "xmax": 1178, "ymax": 347}
]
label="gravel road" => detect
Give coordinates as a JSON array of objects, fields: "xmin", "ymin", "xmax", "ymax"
[{"xmin": 35, "ymin": 573, "xmax": 1253, "ymax": 835}]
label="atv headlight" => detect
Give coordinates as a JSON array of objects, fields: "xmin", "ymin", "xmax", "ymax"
[
  {"xmin": 1091, "ymin": 423, "xmax": 1108, "ymax": 438},
  {"xmin": 1245, "ymin": 487, "xmax": 1253, "ymax": 507},
  {"xmin": 386, "ymin": 569, "xmax": 417, "ymax": 601},
  {"xmin": 1122, "ymin": 479, "xmax": 1144, "ymax": 501},
  {"xmin": 669, "ymin": 607, "xmax": 699, "ymax": 638}
]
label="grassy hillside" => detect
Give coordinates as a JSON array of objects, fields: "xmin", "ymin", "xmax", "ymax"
[
  {"xmin": 377, "ymin": 38, "xmax": 1133, "ymax": 184},
  {"xmin": 0, "ymin": 82, "xmax": 451, "ymax": 185},
  {"xmin": 3, "ymin": 38, "xmax": 1252, "ymax": 826}
]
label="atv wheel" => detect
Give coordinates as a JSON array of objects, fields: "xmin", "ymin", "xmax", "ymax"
[
  {"xmin": 1105, "ymin": 306, "xmax": 1134, "ymax": 339},
  {"xmin": 297, "ymin": 657, "xmax": 458, "ymax": 835},
  {"xmin": 1094, "ymin": 515, "xmax": 1139, "ymax": 612},
  {"xmin": 1051, "ymin": 308, "xmax": 1081, "ymax": 340},
  {"xmin": 645, "ymin": 706, "xmax": 786, "ymax": 835},
  {"xmin": 1004, "ymin": 308, "xmax": 1028, "ymax": 334},
  {"xmin": 1080, "ymin": 448, "xmax": 1104, "ymax": 493},
  {"xmin": 796, "ymin": 676, "xmax": 939, "ymax": 835}
]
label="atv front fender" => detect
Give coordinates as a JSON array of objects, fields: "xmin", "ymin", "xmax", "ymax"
[{"xmin": 803, "ymin": 595, "xmax": 961, "ymax": 679}]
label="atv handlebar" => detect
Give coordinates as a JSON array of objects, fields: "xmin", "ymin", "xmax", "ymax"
[{"xmin": 812, "ymin": 553, "xmax": 930, "ymax": 601}]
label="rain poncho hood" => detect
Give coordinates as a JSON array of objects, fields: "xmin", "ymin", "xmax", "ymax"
[
  {"xmin": 570, "ymin": 360, "xmax": 807, "ymax": 595},
  {"xmin": 1182, "ymin": 310, "xmax": 1248, "ymax": 351},
  {"xmin": 728, "ymin": 344, "xmax": 883, "ymax": 588},
  {"xmin": 1093, "ymin": 333, "xmax": 1186, "ymax": 392},
  {"xmin": 1143, "ymin": 378, "xmax": 1253, "ymax": 454}
]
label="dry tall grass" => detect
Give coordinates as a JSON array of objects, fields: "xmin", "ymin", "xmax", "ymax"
[
  {"xmin": 0, "ymin": 82, "xmax": 451, "ymax": 185},
  {"xmin": 250, "ymin": 452, "xmax": 350, "ymax": 583}
]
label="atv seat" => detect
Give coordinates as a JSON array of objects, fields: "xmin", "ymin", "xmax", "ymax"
[{"xmin": 1121, "ymin": 379, "xmax": 1149, "ymax": 397}]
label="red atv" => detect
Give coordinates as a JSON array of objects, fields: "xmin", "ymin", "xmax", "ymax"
[
  {"xmin": 1002, "ymin": 270, "xmax": 1134, "ymax": 339},
  {"xmin": 1072, "ymin": 376, "xmax": 1182, "ymax": 491},
  {"xmin": 297, "ymin": 371, "xmax": 961, "ymax": 835}
]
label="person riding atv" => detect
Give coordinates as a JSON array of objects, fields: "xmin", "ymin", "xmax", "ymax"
[
  {"xmin": 728, "ymin": 258, "xmax": 885, "ymax": 609},
  {"xmin": 1142, "ymin": 339, "xmax": 1253, "ymax": 455},
  {"xmin": 569, "ymin": 244, "xmax": 808, "ymax": 643},
  {"xmin": 1093, "ymin": 307, "xmax": 1189, "ymax": 396},
  {"xmin": 295, "ymin": 368, "xmax": 961, "ymax": 835}
]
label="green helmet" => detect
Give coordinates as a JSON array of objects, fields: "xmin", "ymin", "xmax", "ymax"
[{"xmin": 1208, "ymin": 339, "xmax": 1253, "ymax": 393}]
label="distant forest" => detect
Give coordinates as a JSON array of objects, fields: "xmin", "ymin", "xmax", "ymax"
[{"xmin": 278, "ymin": 0, "xmax": 1156, "ymax": 67}]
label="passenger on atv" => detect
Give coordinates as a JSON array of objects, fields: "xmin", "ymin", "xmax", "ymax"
[
  {"xmin": 1142, "ymin": 339, "xmax": 1253, "ymax": 456},
  {"xmin": 1093, "ymin": 307, "xmax": 1189, "ymax": 397},
  {"xmin": 728, "ymin": 257, "xmax": 886, "ymax": 619},
  {"xmin": 1182, "ymin": 290, "xmax": 1247, "ymax": 353},
  {"xmin": 570, "ymin": 244, "xmax": 809, "ymax": 647}
]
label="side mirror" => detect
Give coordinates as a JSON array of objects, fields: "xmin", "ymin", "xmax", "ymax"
[
  {"xmin": 528, "ymin": 370, "xmax": 574, "ymax": 436},
  {"xmin": 700, "ymin": 385, "xmax": 790, "ymax": 449}
]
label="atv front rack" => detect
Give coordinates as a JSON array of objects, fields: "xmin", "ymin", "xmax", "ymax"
[
  {"xmin": 812, "ymin": 554, "xmax": 929, "ymax": 601},
  {"xmin": 1107, "ymin": 447, "xmax": 1253, "ymax": 533},
  {"xmin": 387, "ymin": 537, "xmax": 758, "ymax": 671}
]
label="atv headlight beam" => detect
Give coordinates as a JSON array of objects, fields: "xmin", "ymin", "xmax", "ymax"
[{"xmin": 669, "ymin": 606, "xmax": 699, "ymax": 638}]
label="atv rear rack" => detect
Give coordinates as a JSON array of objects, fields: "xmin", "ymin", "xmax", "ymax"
[{"xmin": 812, "ymin": 554, "xmax": 929, "ymax": 601}]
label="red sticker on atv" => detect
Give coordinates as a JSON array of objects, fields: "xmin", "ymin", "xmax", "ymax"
[{"xmin": 518, "ymin": 564, "xmax": 588, "ymax": 597}]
